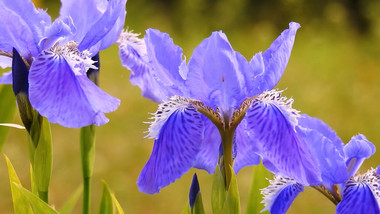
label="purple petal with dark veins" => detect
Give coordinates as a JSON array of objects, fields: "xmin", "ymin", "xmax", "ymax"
[
  {"xmin": 28, "ymin": 50, "xmax": 119, "ymax": 128},
  {"xmin": 245, "ymin": 98, "xmax": 321, "ymax": 185},
  {"xmin": 296, "ymin": 114, "xmax": 348, "ymax": 185},
  {"xmin": 193, "ymin": 115, "xmax": 220, "ymax": 174},
  {"xmin": 137, "ymin": 104, "xmax": 204, "ymax": 194},
  {"xmin": 233, "ymin": 118, "xmax": 261, "ymax": 173}
]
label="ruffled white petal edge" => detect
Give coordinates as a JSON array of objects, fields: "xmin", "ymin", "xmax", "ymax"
[
  {"xmin": 261, "ymin": 175, "xmax": 303, "ymax": 212},
  {"xmin": 146, "ymin": 96, "xmax": 194, "ymax": 139}
]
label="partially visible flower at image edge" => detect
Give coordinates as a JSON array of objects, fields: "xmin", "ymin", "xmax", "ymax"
[
  {"xmin": 117, "ymin": 22, "xmax": 337, "ymax": 194},
  {"xmin": 0, "ymin": 0, "xmax": 127, "ymax": 128},
  {"xmin": 261, "ymin": 114, "xmax": 380, "ymax": 214}
]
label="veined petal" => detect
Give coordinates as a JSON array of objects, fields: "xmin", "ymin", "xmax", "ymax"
[
  {"xmin": 0, "ymin": 2, "xmax": 39, "ymax": 59},
  {"xmin": 193, "ymin": 115, "xmax": 220, "ymax": 174},
  {"xmin": 296, "ymin": 114, "xmax": 348, "ymax": 185},
  {"xmin": 337, "ymin": 169, "xmax": 380, "ymax": 214},
  {"xmin": 261, "ymin": 176, "xmax": 304, "ymax": 214},
  {"xmin": 144, "ymin": 29, "xmax": 187, "ymax": 97},
  {"xmin": 0, "ymin": 0, "xmax": 51, "ymax": 53},
  {"xmin": 78, "ymin": 0, "xmax": 127, "ymax": 54},
  {"xmin": 344, "ymin": 134, "xmax": 375, "ymax": 177},
  {"xmin": 245, "ymin": 90, "xmax": 321, "ymax": 185},
  {"xmin": 137, "ymin": 97, "xmax": 204, "ymax": 194},
  {"xmin": 117, "ymin": 30, "xmax": 168, "ymax": 102},
  {"xmin": 28, "ymin": 48, "xmax": 119, "ymax": 128},
  {"xmin": 233, "ymin": 118, "xmax": 261, "ymax": 173},
  {"xmin": 251, "ymin": 22, "xmax": 300, "ymax": 93},
  {"xmin": 186, "ymin": 31, "xmax": 246, "ymax": 118}
]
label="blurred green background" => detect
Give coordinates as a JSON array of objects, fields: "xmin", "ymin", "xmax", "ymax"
[{"xmin": 1, "ymin": 0, "xmax": 380, "ymax": 213}]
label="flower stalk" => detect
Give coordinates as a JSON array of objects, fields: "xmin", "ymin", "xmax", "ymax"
[{"xmin": 80, "ymin": 124, "xmax": 96, "ymax": 214}]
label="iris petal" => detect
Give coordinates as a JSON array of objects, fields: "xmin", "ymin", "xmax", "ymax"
[
  {"xmin": 137, "ymin": 98, "xmax": 204, "ymax": 194},
  {"xmin": 78, "ymin": 0, "xmax": 127, "ymax": 54},
  {"xmin": 261, "ymin": 176, "xmax": 304, "ymax": 214},
  {"xmin": 28, "ymin": 49, "xmax": 119, "ymax": 128},
  {"xmin": 296, "ymin": 114, "xmax": 348, "ymax": 185},
  {"xmin": 144, "ymin": 29, "xmax": 186, "ymax": 98},
  {"xmin": 344, "ymin": 134, "xmax": 375, "ymax": 177},
  {"xmin": 60, "ymin": 0, "xmax": 106, "ymax": 43},
  {"xmin": 251, "ymin": 22, "xmax": 300, "ymax": 93},
  {"xmin": 186, "ymin": 31, "xmax": 246, "ymax": 117},
  {"xmin": 245, "ymin": 90, "xmax": 321, "ymax": 185},
  {"xmin": 337, "ymin": 171, "xmax": 380, "ymax": 214},
  {"xmin": 0, "ymin": 2, "xmax": 39, "ymax": 59},
  {"xmin": 233, "ymin": 119, "xmax": 261, "ymax": 173},
  {"xmin": 40, "ymin": 16, "xmax": 76, "ymax": 50},
  {"xmin": 117, "ymin": 31, "xmax": 167, "ymax": 102},
  {"xmin": 1, "ymin": 0, "xmax": 51, "ymax": 53},
  {"xmin": 193, "ymin": 116, "xmax": 220, "ymax": 174}
]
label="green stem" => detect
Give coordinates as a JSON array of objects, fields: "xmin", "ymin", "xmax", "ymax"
[
  {"xmin": 220, "ymin": 129, "xmax": 234, "ymax": 188},
  {"xmin": 311, "ymin": 185, "xmax": 341, "ymax": 205},
  {"xmin": 80, "ymin": 125, "xmax": 96, "ymax": 214}
]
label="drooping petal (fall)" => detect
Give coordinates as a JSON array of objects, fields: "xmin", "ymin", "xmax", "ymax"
[
  {"xmin": 186, "ymin": 31, "xmax": 246, "ymax": 118},
  {"xmin": 193, "ymin": 115, "xmax": 220, "ymax": 174},
  {"xmin": 336, "ymin": 170, "xmax": 380, "ymax": 214},
  {"xmin": 233, "ymin": 119, "xmax": 261, "ymax": 173},
  {"xmin": 296, "ymin": 114, "xmax": 348, "ymax": 186},
  {"xmin": 250, "ymin": 22, "xmax": 300, "ymax": 94},
  {"xmin": 245, "ymin": 90, "xmax": 321, "ymax": 185},
  {"xmin": 261, "ymin": 176, "xmax": 304, "ymax": 214},
  {"xmin": 137, "ymin": 97, "xmax": 204, "ymax": 194},
  {"xmin": 28, "ymin": 48, "xmax": 119, "ymax": 128},
  {"xmin": 344, "ymin": 134, "xmax": 376, "ymax": 177}
]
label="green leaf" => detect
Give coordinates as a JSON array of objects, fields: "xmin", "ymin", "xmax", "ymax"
[
  {"xmin": 246, "ymin": 162, "xmax": 270, "ymax": 214},
  {"xmin": 211, "ymin": 165, "xmax": 227, "ymax": 214},
  {"xmin": 98, "ymin": 181, "xmax": 114, "ymax": 214},
  {"xmin": 32, "ymin": 116, "xmax": 52, "ymax": 203},
  {"xmin": 60, "ymin": 186, "xmax": 82, "ymax": 214},
  {"xmin": 4, "ymin": 155, "xmax": 33, "ymax": 214},
  {"xmin": 0, "ymin": 85, "xmax": 16, "ymax": 152},
  {"xmin": 192, "ymin": 193, "xmax": 205, "ymax": 214},
  {"xmin": 110, "ymin": 190, "xmax": 125, "ymax": 214},
  {"xmin": 222, "ymin": 166, "xmax": 240, "ymax": 214},
  {"xmin": 211, "ymin": 164, "xmax": 240, "ymax": 214},
  {"xmin": 12, "ymin": 182, "xmax": 58, "ymax": 214},
  {"xmin": 181, "ymin": 204, "xmax": 191, "ymax": 214}
]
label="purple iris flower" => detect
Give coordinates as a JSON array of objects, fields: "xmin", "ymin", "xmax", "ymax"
[
  {"xmin": 261, "ymin": 115, "xmax": 379, "ymax": 214},
  {"xmin": 0, "ymin": 0, "xmax": 126, "ymax": 128},
  {"xmin": 117, "ymin": 22, "xmax": 328, "ymax": 194}
]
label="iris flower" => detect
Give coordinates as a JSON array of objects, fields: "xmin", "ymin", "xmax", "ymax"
[
  {"xmin": 118, "ymin": 22, "xmax": 327, "ymax": 194},
  {"xmin": 261, "ymin": 115, "xmax": 379, "ymax": 214},
  {"xmin": 0, "ymin": 0, "xmax": 126, "ymax": 128}
]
